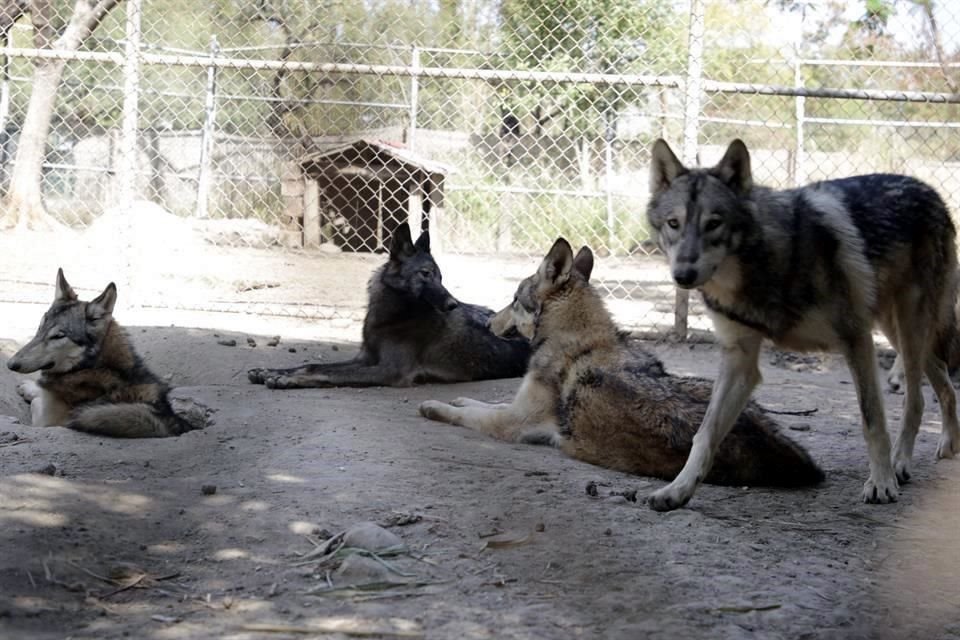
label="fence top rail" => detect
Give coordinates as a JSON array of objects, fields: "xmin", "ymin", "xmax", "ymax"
[{"xmin": 3, "ymin": 46, "xmax": 959, "ymax": 104}]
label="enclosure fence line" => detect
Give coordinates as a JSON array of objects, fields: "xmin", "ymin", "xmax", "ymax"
[{"xmin": 1, "ymin": 0, "xmax": 959, "ymax": 336}]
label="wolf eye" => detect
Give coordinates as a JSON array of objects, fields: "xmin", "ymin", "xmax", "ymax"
[
  {"xmin": 704, "ymin": 219, "xmax": 722, "ymax": 232},
  {"xmin": 419, "ymin": 268, "xmax": 432, "ymax": 277},
  {"xmin": 48, "ymin": 332, "xmax": 65, "ymax": 340},
  {"xmin": 666, "ymin": 218, "xmax": 680, "ymax": 230}
]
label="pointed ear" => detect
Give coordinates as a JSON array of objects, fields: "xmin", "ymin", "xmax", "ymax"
[
  {"xmin": 540, "ymin": 237, "xmax": 574, "ymax": 284},
  {"xmin": 711, "ymin": 139, "xmax": 752, "ymax": 194},
  {"xmin": 573, "ymin": 246, "xmax": 594, "ymax": 281},
  {"xmin": 87, "ymin": 282, "xmax": 117, "ymax": 319},
  {"xmin": 389, "ymin": 223, "xmax": 415, "ymax": 260},
  {"xmin": 650, "ymin": 139, "xmax": 686, "ymax": 197},
  {"xmin": 413, "ymin": 230, "xmax": 430, "ymax": 254},
  {"xmin": 54, "ymin": 268, "xmax": 77, "ymax": 302}
]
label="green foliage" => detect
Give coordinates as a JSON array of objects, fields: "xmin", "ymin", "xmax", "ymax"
[{"xmin": 497, "ymin": 0, "xmax": 683, "ymax": 138}]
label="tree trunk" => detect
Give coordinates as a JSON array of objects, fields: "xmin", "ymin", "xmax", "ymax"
[
  {"xmin": 0, "ymin": 0, "xmax": 121, "ymax": 230},
  {"xmin": 3, "ymin": 59, "xmax": 65, "ymax": 229}
]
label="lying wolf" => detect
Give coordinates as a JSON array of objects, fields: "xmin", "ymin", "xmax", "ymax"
[
  {"xmin": 645, "ymin": 138, "xmax": 959, "ymax": 510},
  {"xmin": 248, "ymin": 223, "xmax": 530, "ymax": 388},
  {"xmin": 7, "ymin": 269, "xmax": 196, "ymax": 438},
  {"xmin": 420, "ymin": 238, "xmax": 824, "ymax": 488}
]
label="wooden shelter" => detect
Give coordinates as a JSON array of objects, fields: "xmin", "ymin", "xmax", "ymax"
[{"xmin": 281, "ymin": 139, "xmax": 451, "ymax": 251}]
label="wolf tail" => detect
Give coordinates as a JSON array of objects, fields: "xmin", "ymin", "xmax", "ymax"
[
  {"xmin": 707, "ymin": 405, "xmax": 825, "ymax": 488},
  {"xmin": 68, "ymin": 402, "xmax": 197, "ymax": 438}
]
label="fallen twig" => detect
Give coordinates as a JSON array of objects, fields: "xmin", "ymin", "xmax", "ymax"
[
  {"xmin": 761, "ymin": 406, "xmax": 818, "ymax": 416},
  {"xmin": 713, "ymin": 603, "xmax": 781, "ymax": 614},
  {"xmin": 0, "ymin": 438, "xmax": 32, "ymax": 448},
  {"xmin": 100, "ymin": 574, "xmax": 146, "ymax": 599},
  {"xmin": 240, "ymin": 622, "xmax": 423, "ymax": 637}
]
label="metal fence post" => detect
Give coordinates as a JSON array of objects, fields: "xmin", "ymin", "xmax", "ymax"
[
  {"xmin": 118, "ymin": 0, "xmax": 142, "ymax": 209},
  {"xmin": 117, "ymin": 0, "xmax": 142, "ymax": 311},
  {"xmin": 675, "ymin": 0, "xmax": 705, "ymax": 339},
  {"xmin": 604, "ymin": 108, "xmax": 615, "ymax": 250},
  {"xmin": 793, "ymin": 57, "xmax": 806, "ymax": 186},
  {"xmin": 408, "ymin": 46, "xmax": 420, "ymax": 153},
  {"xmin": 196, "ymin": 35, "xmax": 219, "ymax": 219}
]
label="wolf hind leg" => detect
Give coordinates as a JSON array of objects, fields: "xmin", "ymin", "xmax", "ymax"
[
  {"xmin": 926, "ymin": 355, "xmax": 960, "ymax": 459},
  {"xmin": 253, "ymin": 362, "xmax": 402, "ymax": 389},
  {"xmin": 887, "ymin": 313, "xmax": 928, "ymax": 484},
  {"xmin": 249, "ymin": 359, "xmax": 365, "ymax": 385}
]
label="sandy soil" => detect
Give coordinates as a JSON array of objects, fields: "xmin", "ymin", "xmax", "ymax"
[{"xmin": 2, "ymin": 325, "xmax": 960, "ymax": 640}]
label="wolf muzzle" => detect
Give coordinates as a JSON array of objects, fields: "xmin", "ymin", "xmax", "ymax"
[
  {"xmin": 672, "ymin": 266, "xmax": 700, "ymax": 288},
  {"xmin": 422, "ymin": 284, "xmax": 459, "ymax": 312}
]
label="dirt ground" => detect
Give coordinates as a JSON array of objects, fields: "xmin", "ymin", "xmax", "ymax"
[{"xmin": 2, "ymin": 325, "xmax": 960, "ymax": 640}]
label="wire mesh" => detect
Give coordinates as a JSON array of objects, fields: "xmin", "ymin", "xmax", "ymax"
[{"xmin": 0, "ymin": 0, "xmax": 958, "ymax": 338}]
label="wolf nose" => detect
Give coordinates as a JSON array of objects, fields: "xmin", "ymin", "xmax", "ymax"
[
  {"xmin": 673, "ymin": 267, "xmax": 699, "ymax": 288},
  {"xmin": 7, "ymin": 359, "xmax": 21, "ymax": 372},
  {"xmin": 443, "ymin": 298, "xmax": 459, "ymax": 311}
]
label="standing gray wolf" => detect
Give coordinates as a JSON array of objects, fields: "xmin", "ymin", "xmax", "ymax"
[
  {"xmin": 248, "ymin": 223, "xmax": 530, "ymax": 388},
  {"xmin": 645, "ymin": 138, "xmax": 960, "ymax": 511},
  {"xmin": 7, "ymin": 269, "xmax": 196, "ymax": 438},
  {"xmin": 419, "ymin": 238, "xmax": 824, "ymax": 488}
]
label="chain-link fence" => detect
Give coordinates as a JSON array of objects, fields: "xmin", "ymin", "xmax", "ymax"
[{"xmin": 1, "ymin": 0, "xmax": 958, "ymax": 338}]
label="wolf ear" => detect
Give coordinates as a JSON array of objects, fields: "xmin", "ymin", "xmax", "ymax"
[
  {"xmin": 650, "ymin": 139, "xmax": 686, "ymax": 197},
  {"xmin": 573, "ymin": 246, "xmax": 594, "ymax": 282},
  {"xmin": 540, "ymin": 237, "xmax": 574, "ymax": 285},
  {"xmin": 54, "ymin": 268, "xmax": 77, "ymax": 302},
  {"xmin": 712, "ymin": 139, "xmax": 752, "ymax": 194},
  {"xmin": 413, "ymin": 229, "xmax": 430, "ymax": 254},
  {"xmin": 87, "ymin": 283, "xmax": 117, "ymax": 319},
  {"xmin": 389, "ymin": 223, "xmax": 415, "ymax": 260}
]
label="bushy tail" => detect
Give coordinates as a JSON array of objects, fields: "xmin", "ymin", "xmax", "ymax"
[
  {"xmin": 707, "ymin": 403, "xmax": 825, "ymax": 487},
  {"xmin": 68, "ymin": 402, "xmax": 197, "ymax": 438}
]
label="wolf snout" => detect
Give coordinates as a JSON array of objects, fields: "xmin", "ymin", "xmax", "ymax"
[
  {"xmin": 7, "ymin": 358, "xmax": 21, "ymax": 372},
  {"xmin": 443, "ymin": 297, "xmax": 459, "ymax": 312},
  {"xmin": 672, "ymin": 267, "xmax": 699, "ymax": 288}
]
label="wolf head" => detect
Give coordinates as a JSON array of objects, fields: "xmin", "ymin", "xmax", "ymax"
[
  {"xmin": 490, "ymin": 239, "xmax": 594, "ymax": 339},
  {"xmin": 7, "ymin": 269, "xmax": 117, "ymax": 375},
  {"xmin": 646, "ymin": 139, "xmax": 754, "ymax": 289},
  {"xmin": 381, "ymin": 223, "xmax": 458, "ymax": 312}
]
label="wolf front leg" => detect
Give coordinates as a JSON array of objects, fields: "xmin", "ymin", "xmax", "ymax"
[
  {"xmin": 18, "ymin": 382, "xmax": 70, "ymax": 428},
  {"xmin": 648, "ymin": 328, "xmax": 763, "ymax": 511},
  {"xmin": 419, "ymin": 375, "xmax": 556, "ymax": 443}
]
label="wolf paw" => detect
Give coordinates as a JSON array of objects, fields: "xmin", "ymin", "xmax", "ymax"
[
  {"xmin": 264, "ymin": 375, "xmax": 296, "ymax": 389},
  {"xmin": 893, "ymin": 457, "xmax": 912, "ymax": 484},
  {"xmin": 647, "ymin": 484, "xmax": 693, "ymax": 512},
  {"xmin": 886, "ymin": 372, "xmax": 904, "ymax": 394},
  {"xmin": 862, "ymin": 474, "xmax": 899, "ymax": 504},
  {"xmin": 17, "ymin": 380, "xmax": 40, "ymax": 402},
  {"xmin": 937, "ymin": 431, "xmax": 959, "ymax": 459},
  {"xmin": 247, "ymin": 368, "xmax": 268, "ymax": 384},
  {"xmin": 419, "ymin": 400, "xmax": 454, "ymax": 424}
]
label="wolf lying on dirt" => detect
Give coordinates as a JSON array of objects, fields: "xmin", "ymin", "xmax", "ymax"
[
  {"xmin": 645, "ymin": 138, "xmax": 959, "ymax": 511},
  {"xmin": 419, "ymin": 238, "xmax": 824, "ymax": 488},
  {"xmin": 7, "ymin": 269, "xmax": 197, "ymax": 437},
  {"xmin": 248, "ymin": 223, "xmax": 530, "ymax": 389}
]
